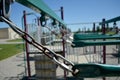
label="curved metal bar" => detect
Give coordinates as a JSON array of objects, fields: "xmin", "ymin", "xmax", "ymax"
[{"xmin": 0, "ymin": 0, "xmax": 14, "ymax": 19}]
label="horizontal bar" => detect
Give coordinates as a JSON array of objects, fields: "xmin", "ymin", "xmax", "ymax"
[
  {"xmin": 105, "ymin": 16, "xmax": 120, "ymax": 23},
  {"xmin": 99, "ymin": 16, "xmax": 120, "ymax": 24},
  {"xmin": 16, "ymin": 0, "xmax": 66, "ymax": 27},
  {"xmin": 74, "ymin": 33, "xmax": 120, "ymax": 40},
  {"xmin": 72, "ymin": 40, "xmax": 120, "ymax": 47}
]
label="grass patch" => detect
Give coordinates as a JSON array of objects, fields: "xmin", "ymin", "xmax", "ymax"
[
  {"xmin": 106, "ymin": 31, "xmax": 116, "ymax": 35},
  {"xmin": 7, "ymin": 39, "xmax": 23, "ymax": 42},
  {"xmin": 0, "ymin": 44, "xmax": 24, "ymax": 61}
]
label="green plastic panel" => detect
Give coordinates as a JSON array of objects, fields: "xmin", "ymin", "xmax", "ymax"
[
  {"xmin": 72, "ymin": 63, "xmax": 120, "ymax": 78},
  {"xmin": 16, "ymin": 0, "xmax": 66, "ymax": 27},
  {"xmin": 74, "ymin": 33, "xmax": 120, "ymax": 40},
  {"xmin": 72, "ymin": 40, "xmax": 120, "ymax": 47}
]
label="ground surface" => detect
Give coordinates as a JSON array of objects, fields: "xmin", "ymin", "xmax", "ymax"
[{"xmin": 0, "ymin": 39, "xmax": 120, "ymax": 80}]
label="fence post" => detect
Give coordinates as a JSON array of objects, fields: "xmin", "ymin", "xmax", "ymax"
[{"xmin": 23, "ymin": 10, "xmax": 31, "ymax": 78}]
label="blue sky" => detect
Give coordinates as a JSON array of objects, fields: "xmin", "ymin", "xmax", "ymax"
[
  {"xmin": 0, "ymin": 0, "xmax": 120, "ymax": 31},
  {"xmin": 43, "ymin": 0, "xmax": 120, "ymax": 31}
]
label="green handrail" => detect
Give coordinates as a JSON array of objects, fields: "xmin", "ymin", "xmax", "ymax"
[
  {"xmin": 99, "ymin": 16, "xmax": 120, "ymax": 24},
  {"xmin": 72, "ymin": 63, "xmax": 120, "ymax": 78},
  {"xmin": 74, "ymin": 33, "xmax": 120, "ymax": 40},
  {"xmin": 72, "ymin": 40, "xmax": 120, "ymax": 47}
]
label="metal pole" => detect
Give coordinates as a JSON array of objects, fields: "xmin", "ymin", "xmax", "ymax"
[
  {"xmin": 93, "ymin": 23, "xmax": 96, "ymax": 54},
  {"xmin": 61, "ymin": 6, "xmax": 67, "ymax": 79},
  {"xmin": 113, "ymin": 22, "xmax": 118, "ymax": 34},
  {"xmin": 37, "ymin": 17, "xmax": 41, "ymax": 44},
  {"xmin": 102, "ymin": 18, "xmax": 106, "ymax": 64},
  {"xmin": 23, "ymin": 10, "xmax": 31, "ymax": 78},
  {"xmin": 61, "ymin": 7, "xmax": 64, "ymax": 20},
  {"xmin": 93, "ymin": 23, "xmax": 96, "ymax": 63},
  {"xmin": 102, "ymin": 18, "xmax": 106, "ymax": 80}
]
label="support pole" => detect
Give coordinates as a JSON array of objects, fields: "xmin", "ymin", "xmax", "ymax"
[
  {"xmin": 93, "ymin": 23, "xmax": 96, "ymax": 54},
  {"xmin": 102, "ymin": 18, "xmax": 106, "ymax": 80},
  {"xmin": 23, "ymin": 10, "xmax": 31, "ymax": 78},
  {"xmin": 61, "ymin": 6, "xmax": 67, "ymax": 79},
  {"xmin": 37, "ymin": 17, "xmax": 41, "ymax": 44},
  {"xmin": 113, "ymin": 22, "xmax": 118, "ymax": 34}
]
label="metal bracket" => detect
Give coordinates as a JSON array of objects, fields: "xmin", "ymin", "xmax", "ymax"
[{"xmin": 0, "ymin": 0, "xmax": 14, "ymax": 19}]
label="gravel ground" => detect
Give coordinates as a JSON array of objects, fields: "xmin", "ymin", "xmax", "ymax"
[{"xmin": 0, "ymin": 53, "xmax": 25, "ymax": 80}]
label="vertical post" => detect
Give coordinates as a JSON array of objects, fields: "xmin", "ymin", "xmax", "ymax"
[
  {"xmin": 113, "ymin": 21, "xmax": 120, "ymax": 64},
  {"xmin": 102, "ymin": 18, "xmax": 106, "ymax": 80},
  {"xmin": 118, "ymin": 44, "xmax": 120, "ymax": 64},
  {"xmin": 113, "ymin": 22, "xmax": 118, "ymax": 34},
  {"xmin": 37, "ymin": 17, "xmax": 41, "ymax": 44},
  {"xmin": 23, "ymin": 10, "xmax": 31, "ymax": 78},
  {"xmin": 93, "ymin": 23, "xmax": 96, "ymax": 54},
  {"xmin": 37, "ymin": 18, "xmax": 40, "ymax": 26},
  {"xmin": 102, "ymin": 19, "xmax": 106, "ymax": 64},
  {"xmin": 116, "ymin": 27, "xmax": 118, "ymax": 34},
  {"xmin": 106, "ymin": 23, "xmax": 109, "ymax": 33},
  {"xmin": 61, "ymin": 6, "xmax": 66, "ymax": 79},
  {"xmin": 61, "ymin": 7, "xmax": 64, "ymax": 20}
]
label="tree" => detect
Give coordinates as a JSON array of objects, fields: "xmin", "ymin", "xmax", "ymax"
[
  {"xmin": 75, "ymin": 28, "xmax": 81, "ymax": 33},
  {"xmin": 86, "ymin": 28, "xmax": 91, "ymax": 32},
  {"xmin": 96, "ymin": 26, "xmax": 101, "ymax": 32}
]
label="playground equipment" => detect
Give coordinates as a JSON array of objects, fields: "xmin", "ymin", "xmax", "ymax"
[
  {"xmin": 83, "ymin": 46, "xmax": 103, "ymax": 63},
  {"xmin": 72, "ymin": 39, "xmax": 120, "ymax": 47},
  {"xmin": 99, "ymin": 16, "xmax": 120, "ymax": 25},
  {"xmin": 73, "ymin": 33, "xmax": 120, "ymax": 40},
  {"xmin": 72, "ymin": 32, "xmax": 120, "ymax": 47},
  {"xmin": 1, "ymin": 0, "xmax": 120, "ymax": 79},
  {"xmin": 2, "ymin": 16, "xmax": 120, "ymax": 78}
]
